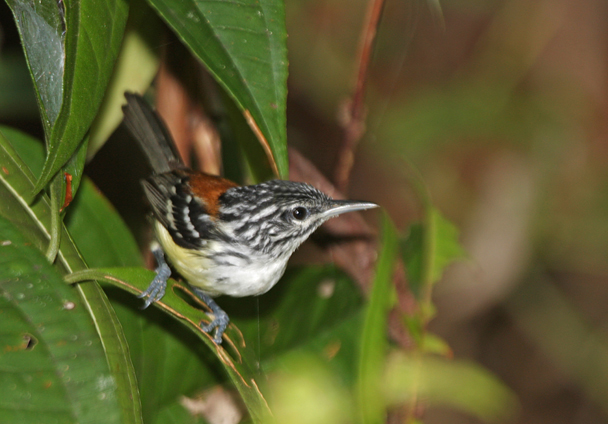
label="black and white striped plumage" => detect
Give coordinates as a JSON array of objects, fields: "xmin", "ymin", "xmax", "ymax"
[{"xmin": 122, "ymin": 92, "xmax": 378, "ymax": 343}]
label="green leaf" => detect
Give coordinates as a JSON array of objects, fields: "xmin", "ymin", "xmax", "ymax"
[
  {"xmin": 138, "ymin": 316, "xmax": 218, "ymax": 424},
  {"xmin": 227, "ymin": 266, "xmax": 363, "ymax": 360},
  {"xmin": 65, "ymin": 178, "xmax": 143, "ymax": 268},
  {"xmin": 6, "ymin": 0, "xmax": 129, "ymax": 192},
  {"xmin": 402, "ymin": 207, "xmax": 466, "ymax": 296},
  {"xmin": 6, "ymin": 0, "xmax": 66, "ymax": 132},
  {"xmin": 0, "ymin": 128, "xmax": 142, "ymax": 424},
  {"xmin": 0, "ymin": 125, "xmax": 45, "ymax": 179},
  {"xmin": 111, "ymin": 265, "xmax": 361, "ymax": 422},
  {"xmin": 279, "ymin": 309, "xmax": 365, "ymax": 388},
  {"xmin": 87, "ymin": 0, "xmax": 162, "ymax": 161},
  {"xmin": 66, "ymin": 268, "xmax": 272, "ymax": 423},
  {"xmin": 63, "ymin": 176, "xmax": 222, "ymax": 423},
  {"xmin": 97, "ymin": 284, "xmax": 221, "ymax": 424},
  {"xmin": 427, "ymin": 208, "xmax": 467, "ymax": 282},
  {"xmin": 102, "ymin": 289, "xmax": 221, "ymax": 424},
  {"xmin": 0, "ymin": 216, "xmax": 123, "ymax": 423},
  {"xmin": 357, "ymin": 213, "xmax": 399, "ymax": 424},
  {"xmin": 419, "ymin": 333, "xmax": 452, "ymax": 357},
  {"xmin": 384, "ymin": 353, "xmax": 518, "ymax": 422},
  {"xmin": 146, "ymin": 0, "xmax": 289, "ymax": 178},
  {"xmin": 222, "ymin": 89, "xmax": 276, "ymax": 184}
]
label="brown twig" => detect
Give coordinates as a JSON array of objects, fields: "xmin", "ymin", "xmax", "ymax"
[{"xmin": 334, "ymin": 0, "xmax": 386, "ymax": 192}]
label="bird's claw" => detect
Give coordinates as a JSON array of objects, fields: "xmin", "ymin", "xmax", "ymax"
[
  {"xmin": 202, "ymin": 309, "xmax": 230, "ymax": 344},
  {"xmin": 139, "ymin": 245, "xmax": 171, "ymax": 309},
  {"xmin": 193, "ymin": 288, "xmax": 230, "ymax": 344}
]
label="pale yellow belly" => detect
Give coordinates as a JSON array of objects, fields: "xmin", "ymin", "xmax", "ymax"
[{"xmin": 155, "ymin": 222, "xmax": 288, "ymax": 297}]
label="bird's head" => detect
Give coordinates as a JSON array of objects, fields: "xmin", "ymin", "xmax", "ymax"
[{"xmin": 218, "ymin": 180, "xmax": 378, "ymax": 257}]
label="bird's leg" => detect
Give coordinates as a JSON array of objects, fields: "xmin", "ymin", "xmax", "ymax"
[
  {"xmin": 138, "ymin": 242, "xmax": 171, "ymax": 308},
  {"xmin": 192, "ymin": 288, "xmax": 230, "ymax": 344}
]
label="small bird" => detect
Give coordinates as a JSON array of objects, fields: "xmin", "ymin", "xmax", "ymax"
[{"xmin": 122, "ymin": 92, "xmax": 378, "ymax": 344}]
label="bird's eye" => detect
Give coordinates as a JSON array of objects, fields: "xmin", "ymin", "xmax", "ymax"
[{"xmin": 292, "ymin": 206, "xmax": 309, "ymax": 220}]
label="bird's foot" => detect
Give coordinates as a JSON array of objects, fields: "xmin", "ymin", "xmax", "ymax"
[
  {"xmin": 192, "ymin": 288, "xmax": 230, "ymax": 344},
  {"xmin": 139, "ymin": 244, "xmax": 171, "ymax": 308}
]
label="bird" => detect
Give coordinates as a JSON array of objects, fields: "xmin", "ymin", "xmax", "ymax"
[{"xmin": 122, "ymin": 92, "xmax": 378, "ymax": 344}]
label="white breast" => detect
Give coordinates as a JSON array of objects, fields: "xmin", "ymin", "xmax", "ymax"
[{"xmin": 155, "ymin": 222, "xmax": 289, "ymax": 297}]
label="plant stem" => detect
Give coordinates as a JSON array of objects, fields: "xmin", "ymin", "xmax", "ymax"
[{"xmin": 334, "ymin": 0, "xmax": 386, "ymax": 193}]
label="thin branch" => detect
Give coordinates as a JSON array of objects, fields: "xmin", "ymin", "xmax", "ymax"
[{"xmin": 334, "ymin": 0, "xmax": 386, "ymax": 192}]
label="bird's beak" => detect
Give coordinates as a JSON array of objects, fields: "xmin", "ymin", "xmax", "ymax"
[{"xmin": 322, "ymin": 200, "xmax": 379, "ymax": 219}]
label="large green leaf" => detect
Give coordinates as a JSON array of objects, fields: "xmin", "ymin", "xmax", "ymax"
[
  {"xmin": 146, "ymin": 0, "xmax": 289, "ymax": 178},
  {"xmin": 64, "ymin": 179, "xmax": 221, "ymax": 423},
  {"xmin": 0, "ymin": 216, "xmax": 123, "ymax": 423},
  {"xmin": 66, "ymin": 268, "xmax": 272, "ymax": 423},
  {"xmin": 0, "ymin": 128, "xmax": 142, "ymax": 424},
  {"xmin": 61, "ymin": 170, "xmax": 227, "ymax": 423},
  {"xmin": 96, "ymin": 286, "xmax": 222, "ymax": 424},
  {"xmin": 3, "ymin": 122, "xmax": 219, "ymax": 422},
  {"xmin": 6, "ymin": 0, "xmax": 129, "ymax": 192},
  {"xmin": 5, "ymin": 0, "xmax": 66, "ymax": 132}
]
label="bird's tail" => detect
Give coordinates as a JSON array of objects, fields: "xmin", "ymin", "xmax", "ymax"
[{"xmin": 122, "ymin": 92, "xmax": 184, "ymax": 174}]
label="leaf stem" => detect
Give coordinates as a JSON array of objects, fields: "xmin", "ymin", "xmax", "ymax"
[
  {"xmin": 64, "ymin": 269, "xmax": 99, "ymax": 284},
  {"xmin": 45, "ymin": 172, "xmax": 64, "ymax": 263}
]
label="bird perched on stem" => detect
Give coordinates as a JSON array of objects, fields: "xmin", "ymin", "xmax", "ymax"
[{"xmin": 122, "ymin": 92, "xmax": 378, "ymax": 344}]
